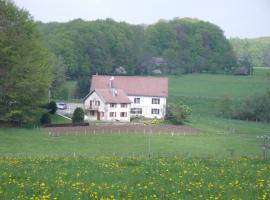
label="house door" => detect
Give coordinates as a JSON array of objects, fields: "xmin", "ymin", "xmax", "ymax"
[{"xmin": 97, "ymin": 111, "xmax": 100, "ymax": 120}]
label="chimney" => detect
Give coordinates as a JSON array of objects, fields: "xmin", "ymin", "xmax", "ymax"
[
  {"xmin": 109, "ymin": 76, "xmax": 114, "ymax": 88},
  {"xmin": 109, "ymin": 76, "xmax": 117, "ymax": 96}
]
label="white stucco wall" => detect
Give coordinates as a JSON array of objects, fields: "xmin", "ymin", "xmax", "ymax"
[
  {"xmin": 105, "ymin": 103, "xmax": 130, "ymax": 122},
  {"xmin": 84, "ymin": 92, "xmax": 106, "ymax": 121},
  {"xmin": 128, "ymin": 96, "xmax": 167, "ymax": 119}
]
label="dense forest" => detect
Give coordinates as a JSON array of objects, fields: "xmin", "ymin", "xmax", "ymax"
[
  {"xmin": 38, "ymin": 18, "xmax": 238, "ymax": 80},
  {"xmin": 230, "ymin": 37, "xmax": 270, "ymax": 69}
]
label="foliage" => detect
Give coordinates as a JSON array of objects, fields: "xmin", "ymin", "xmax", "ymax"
[
  {"xmin": 145, "ymin": 18, "xmax": 238, "ymax": 74},
  {"xmin": 46, "ymin": 101, "xmax": 57, "ymax": 114},
  {"xmin": 233, "ymin": 91, "xmax": 270, "ymax": 122},
  {"xmin": 72, "ymin": 107, "xmax": 84, "ymax": 123},
  {"xmin": 50, "ymin": 56, "xmax": 67, "ymax": 99},
  {"xmin": 74, "ymin": 76, "xmax": 90, "ymax": 98},
  {"xmin": 1, "ymin": 156, "xmax": 270, "ymax": 199},
  {"xmin": 40, "ymin": 113, "xmax": 51, "ymax": 125},
  {"xmin": 166, "ymin": 102, "xmax": 192, "ymax": 124},
  {"xmin": 230, "ymin": 37, "xmax": 270, "ymax": 68},
  {"xmin": 0, "ymin": 0, "xmax": 53, "ymax": 125},
  {"xmin": 38, "ymin": 18, "xmax": 237, "ymax": 78}
]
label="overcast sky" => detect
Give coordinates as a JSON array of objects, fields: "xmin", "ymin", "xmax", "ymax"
[{"xmin": 13, "ymin": 0, "xmax": 270, "ymax": 38}]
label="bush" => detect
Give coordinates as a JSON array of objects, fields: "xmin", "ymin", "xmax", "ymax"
[
  {"xmin": 72, "ymin": 107, "xmax": 84, "ymax": 123},
  {"xmin": 47, "ymin": 101, "xmax": 57, "ymax": 114},
  {"xmin": 40, "ymin": 113, "xmax": 51, "ymax": 125},
  {"xmin": 233, "ymin": 91, "xmax": 270, "ymax": 122},
  {"xmin": 166, "ymin": 102, "xmax": 192, "ymax": 124}
]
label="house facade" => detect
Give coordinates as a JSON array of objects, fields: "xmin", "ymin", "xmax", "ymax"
[{"xmin": 83, "ymin": 75, "xmax": 168, "ymax": 122}]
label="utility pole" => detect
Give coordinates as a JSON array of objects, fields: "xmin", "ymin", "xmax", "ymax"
[{"xmin": 257, "ymin": 135, "xmax": 270, "ymax": 160}]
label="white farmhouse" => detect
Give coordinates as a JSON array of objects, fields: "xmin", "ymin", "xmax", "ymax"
[{"xmin": 83, "ymin": 75, "xmax": 168, "ymax": 122}]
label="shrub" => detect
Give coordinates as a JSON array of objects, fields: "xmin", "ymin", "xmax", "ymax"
[
  {"xmin": 40, "ymin": 113, "xmax": 51, "ymax": 125},
  {"xmin": 72, "ymin": 107, "xmax": 84, "ymax": 123},
  {"xmin": 233, "ymin": 91, "xmax": 270, "ymax": 122},
  {"xmin": 166, "ymin": 102, "xmax": 192, "ymax": 124},
  {"xmin": 47, "ymin": 101, "xmax": 57, "ymax": 114}
]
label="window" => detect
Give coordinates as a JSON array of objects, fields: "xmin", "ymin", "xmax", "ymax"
[
  {"xmin": 121, "ymin": 103, "xmax": 127, "ymax": 108},
  {"xmin": 151, "ymin": 109, "xmax": 160, "ymax": 115},
  {"xmin": 110, "ymin": 103, "xmax": 117, "ymax": 108},
  {"xmin": 152, "ymin": 98, "xmax": 160, "ymax": 104},
  {"xmin": 131, "ymin": 108, "xmax": 142, "ymax": 115},
  {"xmin": 134, "ymin": 98, "xmax": 140, "ymax": 104},
  {"xmin": 120, "ymin": 112, "xmax": 127, "ymax": 117},
  {"xmin": 95, "ymin": 100, "xmax": 100, "ymax": 106},
  {"xmin": 109, "ymin": 112, "xmax": 116, "ymax": 117},
  {"xmin": 101, "ymin": 112, "xmax": 104, "ymax": 117},
  {"xmin": 90, "ymin": 111, "xmax": 95, "ymax": 116}
]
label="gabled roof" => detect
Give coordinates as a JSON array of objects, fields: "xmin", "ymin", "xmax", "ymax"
[
  {"xmin": 91, "ymin": 75, "xmax": 168, "ymax": 97},
  {"xmin": 84, "ymin": 89, "xmax": 131, "ymax": 104}
]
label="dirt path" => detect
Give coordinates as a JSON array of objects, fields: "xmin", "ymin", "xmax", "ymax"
[{"xmin": 47, "ymin": 124, "xmax": 205, "ymax": 136}]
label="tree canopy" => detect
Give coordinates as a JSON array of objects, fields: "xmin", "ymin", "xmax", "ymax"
[
  {"xmin": 0, "ymin": 0, "xmax": 53, "ymax": 125},
  {"xmin": 38, "ymin": 18, "xmax": 238, "ymax": 79}
]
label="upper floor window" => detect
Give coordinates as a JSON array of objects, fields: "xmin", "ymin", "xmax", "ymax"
[
  {"xmin": 152, "ymin": 98, "xmax": 160, "ymax": 104},
  {"xmin": 151, "ymin": 108, "xmax": 160, "ymax": 115},
  {"xmin": 134, "ymin": 98, "xmax": 140, "ymax": 104},
  {"xmin": 110, "ymin": 103, "xmax": 117, "ymax": 108},
  {"xmin": 121, "ymin": 103, "xmax": 127, "ymax": 108},
  {"xmin": 95, "ymin": 100, "xmax": 100, "ymax": 106}
]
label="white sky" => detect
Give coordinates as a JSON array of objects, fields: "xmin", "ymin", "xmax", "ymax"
[{"xmin": 13, "ymin": 0, "xmax": 270, "ymax": 38}]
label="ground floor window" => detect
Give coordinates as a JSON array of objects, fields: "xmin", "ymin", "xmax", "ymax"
[
  {"xmin": 120, "ymin": 112, "xmax": 127, "ymax": 117},
  {"xmin": 109, "ymin": 112, "xmax": 116, "ymax": 117},
  {"xmin": 131, "ymin": 108, "xmax": 142, "ymax": 115},
  {"xmin": 90, "ymin": 111, "xmax": 95, "ymax": 116},
  {"xmin": 101, "ymin": 112, "xmax": 104, "ymax": 117},
  {"xmin": 151, "ymin": 108, "xmax": 160, "ymax": 115}
]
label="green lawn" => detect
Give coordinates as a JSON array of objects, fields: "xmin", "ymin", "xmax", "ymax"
[
  {"xmin": 50, "ymin": 114, "xmax": 71, "ymax": 124},
  {"xmin": 0, "ymin": 127, "xmax": 268, "ymax": 158}
]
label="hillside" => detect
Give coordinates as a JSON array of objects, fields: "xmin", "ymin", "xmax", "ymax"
[{"xmin": 38, "ymin": 18, "xmax": 237, "ymax": 79}]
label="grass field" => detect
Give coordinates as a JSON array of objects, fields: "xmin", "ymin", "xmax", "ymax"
[
  {"xmin": 0, "ymin": 123, "xmax": 268, "ymax": 157},
  {"xmin": 1, "ymin": 156, "xmax": 270, "ymax": 199},
  {"xmin": 1, "ymin": 69, "xmax": 270, "ymax": 199}
]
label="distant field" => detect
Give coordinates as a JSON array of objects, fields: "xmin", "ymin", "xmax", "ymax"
[
  {"xmin": 169, "ymin": 69, "xmax": 269, "ymax": 99},
  {"xmin": 169, "ymin": 69, "xmax": 270, "ymax": 115}
]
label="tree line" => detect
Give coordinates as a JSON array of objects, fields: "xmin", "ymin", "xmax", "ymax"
[
  {"xmin": 38, "ymin": 17, "xmax": 238, "ymax": 79},
  {"xmin": 230, "ymin": 37, "xmax": 270, "ymax": 69}
]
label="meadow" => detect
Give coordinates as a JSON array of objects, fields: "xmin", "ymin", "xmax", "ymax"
[
  {"xmin": 1, "ymin": 156, "xmax": 270, "ymax": 200},
  {"xmin": 1, "ymin": 69, "xmax": 270, "ymax": 199}
]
